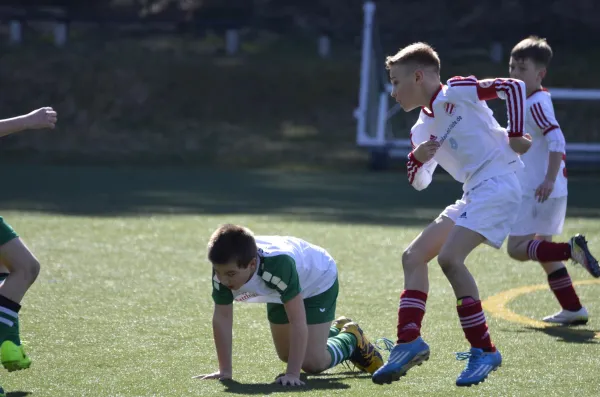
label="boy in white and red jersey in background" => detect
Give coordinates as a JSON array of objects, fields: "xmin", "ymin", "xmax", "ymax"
[
  {"xmin": 506, "ymin": 36, "xmax": 599, "ymax": 326},
  {"xmin": 372, "ymin": 42, "xmax": 532, "ymax": 388}
]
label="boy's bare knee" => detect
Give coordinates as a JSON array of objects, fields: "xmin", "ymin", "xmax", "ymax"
[
  {"xmin": 402, "ymin": 249, "xmax": 425, "ymax": 271},
  {"xmin": 437, "ymin": 251, "xmax": 455, "ymax": 270},
  {"xmin": 277, "ymin": 353, "xmax": 289, "ymax": 363},
  {"xmin": 507, "ymin": 247, "xmax": 523, "ymax": 261},
  {"xmin": 507, "ymin": 241, "xmax": 528, "ymax": 262},
  {"xmin": 301, "ymin": 360, "xmax": 326, "ymax": 375}
]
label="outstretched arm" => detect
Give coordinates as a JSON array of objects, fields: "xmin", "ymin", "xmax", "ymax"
[{"xmin": 0, "ymin": 107, "xmax": 57, "ymax": 138}]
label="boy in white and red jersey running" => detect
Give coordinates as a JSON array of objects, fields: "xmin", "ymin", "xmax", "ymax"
[
  {"xmin": 372, "ymin": 42, "xmax": 533, "ymax": 387},
  {"xmin": 506, "ymin": 37, "xmax": 599, "ymax": 326}
]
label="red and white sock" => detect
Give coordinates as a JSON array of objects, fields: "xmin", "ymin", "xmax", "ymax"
[
  {"xmin": 527, "ymin": 240, "xmax": 571, "ymax": 262},
  {"xmin": 548, "ymin": 267, "xmax": 582, "ymax": 311},
  {"xmin": 396, "ymin": 290, "xmax": 427, "ymax": 343},
  {"xmin": 457, "ymin": 297, "xmax": 495, "ymax": 352}
]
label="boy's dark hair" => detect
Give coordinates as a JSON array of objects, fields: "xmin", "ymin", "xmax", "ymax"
[
  {"xmin": 385, "ymin": 42, "xmax": 441, "ymax": 74},
  {"xmin": 511, "ymin": 36, "xmax": 553, "ymax": 67},
  {"xmin": 207, "ymin": 224, "xmax": 257, "ymax": 268}
]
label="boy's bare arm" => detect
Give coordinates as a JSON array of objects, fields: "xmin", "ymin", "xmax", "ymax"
[
  {"xmin": 193, "ymin": 304, "xmax": 233, "ymax": 380},
  {"xmin": 0, "ymin": 107, "xmax": 57, "ymax": 138},
  {"xmin": 277, "ymin": 294, "xmax": 307, "ymax": 386},
  {"xmin": 535, "ymin": 151, "xmax": 563, "ymax": 202}
]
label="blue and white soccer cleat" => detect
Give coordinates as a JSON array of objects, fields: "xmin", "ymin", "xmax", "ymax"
[
  {"xmin": 455, "ymin": 347, "xmax": 502, "ymax": 387},
  {"xmin": 569, "ymin": 234, "xmax": 600, "ymax": 278},
  {"xmin": 372, "ymin": 336, "xmax": 430, "ymax": 385}
]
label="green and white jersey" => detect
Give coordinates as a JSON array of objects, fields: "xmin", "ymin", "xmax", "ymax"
[{"xmin": 212, "ymin": 236, "xmax": 338, "ymax": 305}]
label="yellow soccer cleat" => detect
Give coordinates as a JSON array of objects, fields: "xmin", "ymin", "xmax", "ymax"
[
  {"xmin": 1, "ymin": 341, "xmax": 31, "ymax": 372},
  {"xmin": 332, "ymin": 316, "xmax": 353, "ymax": 331},
  {"xmin": 341, "ymin": 321, "xmax": 384, "ymax": 374}
]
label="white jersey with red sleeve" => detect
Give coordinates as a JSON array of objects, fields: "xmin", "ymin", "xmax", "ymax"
[
  {"xmin": 516, "ymin": 89, "xmax": 567, "ymax": 198},
  {"xmin": 407, "ymin": 76, "xmax": 525, "ymax": 192},
  {"xmin": 407, "ymin": 111, "xmax": 439, "ymax": 191}
]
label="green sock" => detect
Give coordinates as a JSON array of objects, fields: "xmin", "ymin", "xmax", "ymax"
[
  {"xmin": 0, "ymin": 275, "xmax": 21, "ymax": 346},
  {"xmin": 326, "ymin": 332, "xmax": 357, "ymax": 368},
  {"xmin": 329, "ymin": 326, "xmax": 341, "ymax": 338}
]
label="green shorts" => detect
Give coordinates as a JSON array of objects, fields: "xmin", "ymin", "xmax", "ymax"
[
  {"xmin": 0, "ymin": 217, "xmax": 18, "ymax": 246},
  {"xmin": 267, "ymin": 278, "xmax": 338, "ymax": 325}
]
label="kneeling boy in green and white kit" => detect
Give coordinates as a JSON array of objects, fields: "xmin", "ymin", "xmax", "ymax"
[{"xmin": 195, "ymin": 224, "xmax": 383, "ymax": 386}]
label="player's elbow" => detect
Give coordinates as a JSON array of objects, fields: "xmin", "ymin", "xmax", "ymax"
[
  {"xmin": 412, "ymin": 182, "xmax": 428, "ymax": 191},
  {"xmin": 213, "ymin": 304, "xmax": 233, "ymax": 321},
  {"xmin": 411, "ymin": 175, "xmax": 432, "ymax": 191},
  {"xmin": 546, "ymin": 132, "xmax": 566, "ymax": 153}
]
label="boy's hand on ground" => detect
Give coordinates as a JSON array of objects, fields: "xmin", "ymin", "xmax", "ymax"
[
  {"xmin": 192, "ymin": 371, "xmax": 232, "ymax": 381},
  {"xmin": 275, "ymin": 374, "xmax": 305, "ymax": 386}
]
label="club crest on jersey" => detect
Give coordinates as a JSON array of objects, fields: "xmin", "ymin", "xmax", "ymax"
[
  {"xmin": 444, "ymin": 102, "xmax": 456, "ymax": 116},
  {"xmin": 429, "ymin": 134, "xmax": 437, "ymax": 141}
]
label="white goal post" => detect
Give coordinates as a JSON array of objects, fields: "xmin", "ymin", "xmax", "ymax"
[{"xmin": 355, "ymin": 1, "xmax": 600, "ymax": 168}]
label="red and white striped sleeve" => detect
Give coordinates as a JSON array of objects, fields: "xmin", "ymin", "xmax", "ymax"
[
  {"xmin": 447, "ymin": 76, "xmax": 526, "ymax": 138},
  {"xmin": 530, "ymin": 98, "xmax": 566, "ymax": 153},
  {"xmin": 407, "ymin": 131, "xmax": 438, "ymax": 191},
  {"xmin": 530, "ymin": 101, "xmax": 560, "ymax": 136}
]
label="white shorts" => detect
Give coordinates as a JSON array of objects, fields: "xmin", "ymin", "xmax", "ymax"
[
  {"xmin": 509, "ymin": 195, "xmax": 567, "ymax": 237},
  {"xmin": 440, "ymin": 173, "xmax": 522, "ymax": 249}
]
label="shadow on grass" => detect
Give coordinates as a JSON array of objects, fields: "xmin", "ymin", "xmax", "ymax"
[
  {"xmin": 220, "ymin": 374, "xmax": 357, "ymax": 394},
  {"xmin": 525, "ymin": 325, "xmax": 600, "ymax": 344},
  {"xmin": 6, "ymin": 392, "xmax": 32, "ymax": 397},
  {"xmin": 1, "ymin": 165, "xmax": 600, "ymax": 226},
  {"xmin": 506, "ymin": 325, "xmax": 600, "ymax": 344},
  {"xmin": 0, "ymin": 165, "xmax": 463, "ymax": 226}
]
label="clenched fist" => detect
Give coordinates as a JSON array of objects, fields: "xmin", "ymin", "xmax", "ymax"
[{"xmin": 24, "ymin": 107, "xmax": 57, "ymax": 130}]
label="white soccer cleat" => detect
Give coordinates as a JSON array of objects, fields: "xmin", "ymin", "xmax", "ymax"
[{"xmin": 542, "ymin": 307, "xmax": 588, "ymax": 325}]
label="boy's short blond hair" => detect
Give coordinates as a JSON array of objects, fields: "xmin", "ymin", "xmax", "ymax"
[
  {"xmin": 511, "ymin": 36, "xmax": 553, "ymax": 67},
  {"xmin": 385, "ymin": 42, "xmax": 441, "ymax": 73}
]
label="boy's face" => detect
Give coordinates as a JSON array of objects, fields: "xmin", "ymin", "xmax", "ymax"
[
  {"xmin": 509, "ymin": 57, "xmax": 545, "ymax": 91},
  {"xmin": 389, "ymin": 63, "xmax": 424, "ymax": 112},
  {"xmin": 213, "ymin": 258, "xmax": 257, "ymax": 290}
]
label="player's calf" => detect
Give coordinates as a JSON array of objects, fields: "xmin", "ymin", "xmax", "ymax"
[{"xmin": 436, "ymin": 257, "xmax": 480, "ymax": 301}]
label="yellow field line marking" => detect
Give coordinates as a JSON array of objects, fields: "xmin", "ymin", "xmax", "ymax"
[{"xmin": 482, "ymin": 279, "xmax": 600, "ymax": 339}]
